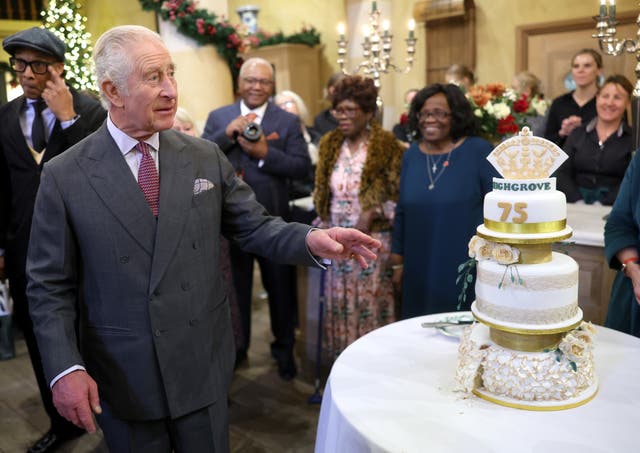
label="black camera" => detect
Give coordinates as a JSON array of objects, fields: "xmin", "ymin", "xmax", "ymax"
[{"xmin": 241, "ymin": 122, "xmax": 263, "ymax": 142}]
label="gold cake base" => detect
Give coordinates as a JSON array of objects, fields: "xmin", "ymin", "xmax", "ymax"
[{"xmin": 472, "ymin": 381, "xmax": 598, "ymax": 411}]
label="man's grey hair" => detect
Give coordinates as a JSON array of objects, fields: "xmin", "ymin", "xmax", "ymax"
[
  {"xmin": 93, "ymin": 25, "xmax": 165, "ymax": 109},
  {"xmin": 239, "ymin": 57, "xmax": 273, "ymax": 80}
]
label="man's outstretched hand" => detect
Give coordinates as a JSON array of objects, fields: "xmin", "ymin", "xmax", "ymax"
[{"xmin": 306, "ymin": 227, "xmax": 382, "ymax": 269}]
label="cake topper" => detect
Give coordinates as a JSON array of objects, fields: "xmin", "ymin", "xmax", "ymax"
[{"xmin": 487, "ymin": 127, "xmax": 568, "ymax": 179}]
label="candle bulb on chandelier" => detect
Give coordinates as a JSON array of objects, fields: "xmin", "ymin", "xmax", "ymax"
[
  {"xmin": 337, "ymin": 22, "xmax": 345, "ymax": 40},
  {"xmin": 608, "ymin": 0, "xmax": 616, "ymax": 22},
  {"xmin": 363, "ymin": 24, "xmax": 371, "ymax": 43},
  {"xmin": 599, "ymin": 0, "xmax": 607, "ymax": 17},
  {"xmin": 382, "ymin": 20, "xmax": 390, "ymax": 37},
  {"xmin": 408, "ymin": 19, "xmax": 416, "ymax": 39}
]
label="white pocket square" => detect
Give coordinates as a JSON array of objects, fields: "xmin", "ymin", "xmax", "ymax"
[{"xmin": 193, "ymin": 178, "xmax": 215, "ymax": 195}]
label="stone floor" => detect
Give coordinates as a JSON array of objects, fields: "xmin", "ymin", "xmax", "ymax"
[{"xmin": 0, "ymin": 288, "xmax": 322, "ymax": 452}]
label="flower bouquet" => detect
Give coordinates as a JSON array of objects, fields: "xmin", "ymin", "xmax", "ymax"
[{"xmin": 465, "ymin": 83, "xmax": 550, "ymax": 144}]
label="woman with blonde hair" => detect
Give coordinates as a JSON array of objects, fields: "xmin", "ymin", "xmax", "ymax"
[
  {"xmin": 556, "ymin": 74, "xmax": 633, "ymax": 206},
  {"xmin": 544, "ymin": 48, "xmax": 603, "ymax": 146}
]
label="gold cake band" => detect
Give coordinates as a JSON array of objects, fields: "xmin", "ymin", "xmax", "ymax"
[
  {"xmin": 473, "ymin": 311, "xmax": 582, "ymax": 335},
  {"xmin": 484, "ymin": 218, "xmax": 566, "ymax": 234},
  {"xmin": 516, "ymin": 243, "xmax": 552, "ymax": 264},
  {"xmin": 490, "ymin": 328, "xmax": 563, "ymax": 352},
  {"xmin": 472, "ymin": 386, "xmax": 598, "ymax": 411}
]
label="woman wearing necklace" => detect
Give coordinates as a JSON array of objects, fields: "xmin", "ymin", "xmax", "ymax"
[
  {"xmin": 544, "ymin": 48, "xmax": 603, "ymax": 147},
  {"xmin": 313, "ymin": 75, "xmax": 404, "ymax": 358},
  {"xmin": 555, "ymin": 74, "xmax": 633, "ymax": 206},
  {"xmin": 391, "ymin": 84, "xmax": 498, "ymax": 319}
]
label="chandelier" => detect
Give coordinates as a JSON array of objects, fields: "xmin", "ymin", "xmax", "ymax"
[
  {"xmin": 593, "ymin": 0, "xmax": 640, "ymax": 95},
  {"xmin": 336, "ymin": 1, "xmax": 417, "ymax": 89}
]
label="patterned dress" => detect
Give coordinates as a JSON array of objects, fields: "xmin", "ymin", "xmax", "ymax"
[{"xmin": 324, "ymin": 141, "xmax": 396, "ymax": 358}]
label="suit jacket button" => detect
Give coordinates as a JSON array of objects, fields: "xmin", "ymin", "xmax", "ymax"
[
  {"xmin": 154, "ymin": 329, "xmax": 161, "ymax": 337},
  {"xmin": 181, "ymin": 282, "xmax": 190, "ymax": 291},
  {"xmin": 192, "ymin": 241, "xmax": 198, "ymax": 249},
  {"xmin": 189, "ymin": 319, "xmax": 198, "ymax": 326},
  {"xmin": 120, "ymin": 256, "xmax": 129, "ymax": 263}
]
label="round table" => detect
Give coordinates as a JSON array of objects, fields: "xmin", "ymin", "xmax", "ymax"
[{"xmin": 315, "ymin": 312, "xmax": 640, "ymax": 452}]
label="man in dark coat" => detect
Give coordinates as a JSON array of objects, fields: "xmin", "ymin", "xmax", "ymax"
[
  {"xmin": 202, "ymin": 58, "xmax": 310, "ymax": 380},
  {"xmin": 0, "ymin": 27, "xmax": 105, "ymax": 453}
]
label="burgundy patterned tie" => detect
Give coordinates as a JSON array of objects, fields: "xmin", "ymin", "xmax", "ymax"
[{"xmin": 136, "ymin": 142, "xmax": 159, "ymax": 216}]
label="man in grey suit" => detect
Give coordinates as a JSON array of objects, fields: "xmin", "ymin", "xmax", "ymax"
[{"xmin": 26, "ymin": 25, "xmax": 380, "ymax": 452}]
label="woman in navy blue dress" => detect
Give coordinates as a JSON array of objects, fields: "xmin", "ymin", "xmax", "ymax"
[{"xmin": 391, "ymin": 84, "xmax": 498, "ymax": 318}]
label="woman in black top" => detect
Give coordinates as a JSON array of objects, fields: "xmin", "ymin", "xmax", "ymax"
[
  {"xmin": 544, "ymin": 48, "xmax": 602, "ymax": 147},
  {"xmin": 556, "ymin": 75, "xmax": 633, "ymax": 206}
]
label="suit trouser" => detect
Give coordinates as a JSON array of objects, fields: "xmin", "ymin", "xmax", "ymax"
[
  {"xmin": 229, "ymin": 242, "xmax": 297, "ymax": 354},
  {"xmin": 97, "ymin": 400, "xmax": 228, "ymax": 452},
  {"xmin": 10, "ymin": 272, "xmax": 82, "ymax": 436}
]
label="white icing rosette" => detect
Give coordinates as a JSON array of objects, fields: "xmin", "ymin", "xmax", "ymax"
[{"xmin": 491, "ymin": 243, "xmax": 520, "ymax": 265}]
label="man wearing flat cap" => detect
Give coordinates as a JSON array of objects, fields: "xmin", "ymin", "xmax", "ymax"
[{"xmin": 0, "ymin": 27, "xmax": 105, "ymax": 453}]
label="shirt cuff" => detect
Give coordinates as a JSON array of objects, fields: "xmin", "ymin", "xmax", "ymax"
[
  {"xmin": 258, "ymin": 159, "xmax": 265, "ymax": 168},
  {"xmin": 50, "ymin": 364, "xmax": 86, "ymax": 388},
  {"xmin": 305, "ymin": 228, "xmax": 330, "ymax": 269},
  {"xmin": 59, "ymin": 114, "xmax": 80, "ymax": 130}
]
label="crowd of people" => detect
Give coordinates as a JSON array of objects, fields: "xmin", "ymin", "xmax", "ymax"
[{"xmin": 1, "ymin": 23, "xmax": 639, "ymax": 452}]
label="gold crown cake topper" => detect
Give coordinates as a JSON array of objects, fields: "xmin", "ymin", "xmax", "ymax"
[{"xmin": 487, "ymin": 127, "xmax": 568, "ymax": 179}]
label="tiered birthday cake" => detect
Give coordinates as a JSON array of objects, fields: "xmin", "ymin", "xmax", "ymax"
[{"xmin": 456, "ymin": 127, "xmax": 598, "ymax": 410}]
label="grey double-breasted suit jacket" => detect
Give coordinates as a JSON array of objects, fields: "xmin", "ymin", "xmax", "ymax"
[{"xmin": 26, "ymin": 124, "xmax": 317, "ymax": 421}]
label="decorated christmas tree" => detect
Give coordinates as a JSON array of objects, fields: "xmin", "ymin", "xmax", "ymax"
[{"xmin": 41, "ymin": 0, "xmax": 96, "ymax": 91}]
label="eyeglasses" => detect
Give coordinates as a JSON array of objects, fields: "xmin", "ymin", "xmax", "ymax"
[
  {"xmin": 417, "ymin": 109, "xmax": 451, "ymax": 121},
  {"xmin": 277, "ymin": 100, "xmax": 296, "ymax": 109},
  {"xmin": 242, "ymin": 77, "xmax": 274, "ymax": 87},
  {"xmin": 330, "ymin": 106, "xmax": 361, "ymax": 118},
  {"xmin": 9, "ymin": 57, "xmax": 53, "ymax": 75}
]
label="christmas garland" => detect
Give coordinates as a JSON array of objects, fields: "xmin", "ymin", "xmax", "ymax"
[{"xmin": 139, "ymin": 0, "xmax": 320, "ymax": 84}]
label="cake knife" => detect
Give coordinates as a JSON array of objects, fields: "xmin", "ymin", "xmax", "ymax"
[{"xmin": 421, "ymin": 319, "xmax": 475, "ymax": 328}]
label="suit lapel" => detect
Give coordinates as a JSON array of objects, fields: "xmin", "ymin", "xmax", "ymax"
[
  {"xmin": 149, "ymin": 131, "xmax": 193, "ymax": 292},
  {"xmin": 76, "ymin": 124, "xmax": 156, "ymax": 255}
]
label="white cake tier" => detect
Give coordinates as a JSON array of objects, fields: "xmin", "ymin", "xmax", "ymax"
[
  {"xmin": 481, "ymin": 177, "xmax": 571, "ymax": 243},
  {"xmin": 473, "ymin": 251, "xmax": 580, "ymax": 330},
  {"xmin": 456, "ymin": 323, "xmax": 598, "ymax": 410}
]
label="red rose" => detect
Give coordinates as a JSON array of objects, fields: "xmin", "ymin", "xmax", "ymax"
[
  {"xmin": 497, "ymin": 115, "xmax": 519, "ymax": 135},
  {"xmin": 513, "ymin": 95, "xmax": 529, "ymax": 113}
]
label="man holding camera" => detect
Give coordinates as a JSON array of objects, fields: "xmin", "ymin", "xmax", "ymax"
[{"xmin": 203, "ymin": 57, "xmax": 310, "ymax": 380}]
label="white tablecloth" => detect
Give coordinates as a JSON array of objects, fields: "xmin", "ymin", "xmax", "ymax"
[
  {"xmin": 566, "ymin": 203, "xmax": 610, "ymax": 247},
  {"xmin": 315, "ymin": 312, "xmax": 640, "ymax": 453}
]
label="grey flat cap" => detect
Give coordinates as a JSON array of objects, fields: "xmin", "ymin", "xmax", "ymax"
[{"xmin": 3, "ymin": 27, "xmax": 66, "ymax": 61}]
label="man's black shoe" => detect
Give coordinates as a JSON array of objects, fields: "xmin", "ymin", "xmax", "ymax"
[
  {"xmin": 274, "ymin": 351, "xmax": 297, "ymax": 381},
  {"xmin": 27, "ymin": 428, "xmax": 84, "ymax": 453}
]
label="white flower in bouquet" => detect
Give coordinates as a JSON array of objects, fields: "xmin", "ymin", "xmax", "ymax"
[
  {"xmin": 491, "ymin": 102, "xmax": 511, "ymax": 120},
  {"xmin": 503, "ymin": 88, "xmax": 517, "ymax": 102},
  {"xmin": 531, "ymin": 97, "xmax": 550, "ymax": 117}
]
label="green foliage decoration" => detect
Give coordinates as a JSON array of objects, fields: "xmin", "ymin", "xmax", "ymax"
[{"xmin": 138, "ymin": 0, "xmax": 320, "ymax": 85}]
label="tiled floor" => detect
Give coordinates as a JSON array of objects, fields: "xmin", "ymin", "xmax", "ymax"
[{"xmin": 0, "ymin": 289, "xmax": 321, "ymax": 452}]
